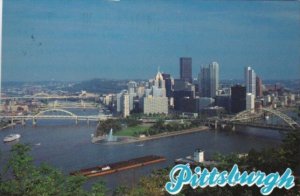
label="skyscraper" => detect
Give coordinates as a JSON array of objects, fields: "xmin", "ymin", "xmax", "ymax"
[
  {"xmin": 180, "ymin": 57, "xmax": 192, "ymax": 83},
  {"xmin": 256, "ymin": 76, "xmax": 263, "ymax": 97},
  {"xmin": 143, "ymin": 71, "xmax": 168, "ymax": 114},
  {"xmin": 199, "ymin": 62, "xmax": 219, "ymax": 97},
  {"xmin": 245, "ymin": 66, "xmax": 256, "ymax": 97},
  {"xmin": 246, "ymin": 93, "xmax": 255, "ymax": 113},
  {"xmin": 117, "ymin": 90, "xmax": 130, "ymax": 117},
  {"xmin": 231, "ymin": 85, "xmax": 246, "ymax": 113},
  {"xmin": 209, "ymin": 62, "xmax": 219, "ymax": 97},
  {"xmin": 127, "ymin": 81, "xmax": 137, "ymax": 111},
  {"xmin": 162, "ymin": 73, "xmax": 173, "ymax": 98},
  {"xmin": 199, "ymin": 66, "xmax": 210, "ymax": 97}
]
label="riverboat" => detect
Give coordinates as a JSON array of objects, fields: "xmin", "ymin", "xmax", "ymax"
[
  {"xmin": 70, "ymin": 155, "xmax": 166, "ymax": 177},
  {"xmin": 3, "ymin": 134, "xmax": 21, "ymax": 142}
]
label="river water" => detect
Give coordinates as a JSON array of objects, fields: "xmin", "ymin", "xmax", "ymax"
[{"xmin": 0, "ymin": 108, "xmax": 284, "ymax": 190}]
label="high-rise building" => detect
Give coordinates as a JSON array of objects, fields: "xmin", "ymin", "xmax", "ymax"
[
  {"xmin": 127, "ymin": 81, "xmax": 137, "ymax": 111},
  {"xmin": 209, "ymin": 62, "xmax": 219, "ymax": 97},
  {"xmin": 180, "ymin": 57, "xmax": 192, "ymax": 83},
  {"xmin": 231, "ymin": 85, "xmax": 246, "ymax": 113},
  {"xmin": 143, "ymin": 96, "xmax": 168, "ymax": 114},
  {"xmin": 136, "ymin": 85, "xmax": 145, "ymax": 98},
  {"xmin": 199, "ymin": 62, "xmax": 219, "ymax": 97},
  {"xmin": 162, "ymin": 73, "xmax": 173, "ymax": 98},
  {"xmin": 122, "ymin": 93, "xmax": 130, "ymax": 117},
  {"xmin": 246, "ymin": 93, "xmax": 255, "ymax": 113},
  {"xmin": 245, "ymin": 66, "xmax": 256, "ymax": 97},
  {"xmin": 256, "ymin": 76, "xmax": 263, "ymax": 98},
  {"xmin": 199, "ymin": 67, "xmax": 210, "ymax": 97},
  {"xmin": 173, "ymin": 90, "xmax": 195, "ymax": 111},
  {"xmin": 215, "ymin": 95, "xmax": 231, "ymax": 113},
  {"xmin": 117, "ymin": 90, "xmax": 130, "ymax": 117},
  {"xmin": 127, "ymin": 81, "xmax": 137, "ymax": 94},
  {"xmin": 142, "ymin": 71, "xmax": 168, "ymax": 114},
  {"xmin": 198, "ymin": 97, "xmax": 215, "ymax": 110},
  {"xmin": 173, "ymin": 79, "xmax": 196, "ymax": 112}
]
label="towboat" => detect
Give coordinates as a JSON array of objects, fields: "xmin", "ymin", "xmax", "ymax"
[{"xmin": 3, "ymin": 134, "xmax": 21, "ymax": 143}]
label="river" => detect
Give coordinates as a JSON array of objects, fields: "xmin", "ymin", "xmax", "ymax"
[{"xmin": 0, "ymin": 108, "xmax": 284, "ymax": 190}]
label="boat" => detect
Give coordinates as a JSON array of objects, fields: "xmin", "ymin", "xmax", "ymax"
[
  {"xmin": 3, "ymin": 134, "xmax": 21, "ymax": 143},
  {"xmin": 70, "ymin": 155, "xmax": 166, "ymax": 177}
]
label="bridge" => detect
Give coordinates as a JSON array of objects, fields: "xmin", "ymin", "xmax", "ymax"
[
  {"xmin": 1, "ymin": 92, "xmax": 99, "ymax": 101},
  {"xmin": 1, "ymin": 108, "xmax": 114, "ymax": 126},
  {"xmin": 43, "ymin": 100, "xmax": 99, "ymax": 109},
  {"xmin": 222, "ymin": 108, "xmax": 300, "ymax": 131}
]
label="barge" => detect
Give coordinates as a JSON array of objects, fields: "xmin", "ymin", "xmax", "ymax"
[{"xmin": 70, "ymin": 155, "xmax": 166, "ymax": 177}]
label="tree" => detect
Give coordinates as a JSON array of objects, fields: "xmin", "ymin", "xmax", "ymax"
[
  {"xmin": 0, "ymin": 144, "xmax": 107, "ymax": 196},
  {"xmin": 96, "ymin": 119, "xmax": 122, "ymax": 136}
]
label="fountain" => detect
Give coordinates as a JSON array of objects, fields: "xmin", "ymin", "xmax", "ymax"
[
  {"xmin": 106, "ymin": 128, "xmax": 117, "ymax": 142},
  {"xmin": 93, "ymin": 128, "xmax": 137, "ymax": 144}
]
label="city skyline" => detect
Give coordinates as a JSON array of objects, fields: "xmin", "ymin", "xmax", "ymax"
[{"xmin": 2, "ymin": 0, "xmax": 300, "ymax": 81}]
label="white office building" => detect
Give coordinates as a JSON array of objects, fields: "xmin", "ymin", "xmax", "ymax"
[
  {"xmin": 246, "ymin": 93, "xmax": 255, "ymax": 112},
  {"xmin": 143, "ymin": 96, "xmax": 168, "ymax": 115},
  {"xmin": 117, "ymin": 90, "xmax": 130, "ymax": 117},
  {"xmin": 143, "ymin": 70, "xmax": 168, "ymax": 114}
]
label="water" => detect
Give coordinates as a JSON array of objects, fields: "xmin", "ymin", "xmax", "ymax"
[
  {"xmin": 0, "ymin": 108, "xmax": 284, "ymax": 189},
  {"xmin": 106, "ymin": 128, "xmax": 117, "ymax": 142}
]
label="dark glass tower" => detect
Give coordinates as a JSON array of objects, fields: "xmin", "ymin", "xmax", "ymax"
[
  {"xmin": 180, "ymin": 57, "xmax": 192, "ymax": 83},
  {"xmin": 231, "ymin": 85, "xmax": 246, "ymax": 113}
]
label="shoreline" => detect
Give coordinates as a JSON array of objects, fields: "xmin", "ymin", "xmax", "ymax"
[
  {"xmin": 92, "ymin": 126, "xmax": 210, "ymax": 145},
  {"xmin": 0, "ymin": 123, "xmax": 15, "ymax": 131}
]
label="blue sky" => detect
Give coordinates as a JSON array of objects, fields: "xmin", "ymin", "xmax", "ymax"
[{"xmin": 2, "ymin": 0, "xmax": 300, "ymax": 81}]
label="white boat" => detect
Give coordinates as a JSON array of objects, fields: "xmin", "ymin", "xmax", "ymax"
[
  {"xmin": 3, "ymin": 134, "xmax": 21, "ymax": 143},
  {"xmin": 101, "ymin": 166, "xmax": 111, "ymax": 171}
]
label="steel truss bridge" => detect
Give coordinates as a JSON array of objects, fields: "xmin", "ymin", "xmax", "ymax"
[
  {"xmin": 1, "ymin": 92, "xmax": 99, "ymax": 100},
  {"xmin": 225, "ymin": 108, "xmax": 300, "ymax": 131},
  {"xmin": 43, "ymin": 100, "xmax": 99, "ymax": 109},
  {"xmin": 1, "ymin": 108, "xmax": 114, "ymax": 126}
]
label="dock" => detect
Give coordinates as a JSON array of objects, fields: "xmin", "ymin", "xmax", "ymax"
[{"xmin": 70, "ymin": 155, "xmax": 166, "ymax": 177}]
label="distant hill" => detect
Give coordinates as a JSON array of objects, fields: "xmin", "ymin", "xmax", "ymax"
[{"xmin": 64, "ymin": 78, "xmax": 129, "ymax": 93}]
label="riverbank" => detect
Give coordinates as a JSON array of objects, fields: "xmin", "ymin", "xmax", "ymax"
[
  {"xmin": 0, "ymin": 123, "xmax": 16, "ymax": 131},
  {"xmin": 92, "ymin": 126, "xmax": 209, "ymax": 145}
]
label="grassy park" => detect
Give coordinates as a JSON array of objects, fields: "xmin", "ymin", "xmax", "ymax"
[{"xmin": 114, "ymin": 125, "xmax": 149, "ymax": 137}]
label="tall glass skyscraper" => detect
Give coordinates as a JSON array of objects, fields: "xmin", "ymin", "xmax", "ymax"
[
  {"xmin": 199, "ymin": 62, "xmax": 219, "ymax": 98},
  {"xmin": 179, "ymin": 57, "xmax": 192, "ymax": 83},
  {"xmin": 245, "ymin": 66, "xmax": 256, "ymax": 97},
  {"xmin": 209, "ymin": 62, "xmax": 219, "ymax": 97}
]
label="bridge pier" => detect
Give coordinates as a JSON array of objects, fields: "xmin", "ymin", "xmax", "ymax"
[
  {"xmin": 32, "ymin": 118, "xmax": 37, "ymax": 126},
  {"xmin": 214, "ymin": 120, "xmax": 218, "ymax": 130},
  {"xmin": 10, "ymin": 117, "xmax": 14, "ymax": 126},
  {"xmin": 21, "ymin": 119, "xmax": 26, "ymax": 126},
  {"xmin": 231, "ymin": 124, "xmax": 236, "ymax": 131},
  {"xmin": 87, "ymin": 119, "xmax": 90, "ymax": 126},
  {"xmin": 75, "ymin": 117, "xmax": 78, "ymax": 125}
]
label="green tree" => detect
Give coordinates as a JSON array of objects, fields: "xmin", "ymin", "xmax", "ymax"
[
  {"xmin": 0, "ymin": 144, "xmax": 107, "ymax": 196},
  {"xmin": 96, "ymin": 119, "xmax": 122, "ymax": 136}
]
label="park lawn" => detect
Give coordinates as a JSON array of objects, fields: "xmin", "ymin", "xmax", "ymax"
[{"xmin": 115, "ymin": 125, "xmax": 149, "ymax": 137}]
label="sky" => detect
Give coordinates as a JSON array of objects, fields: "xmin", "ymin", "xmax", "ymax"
[{"xmin": 2, "ymin": 0, "xmax": 300, "ymax": 81}]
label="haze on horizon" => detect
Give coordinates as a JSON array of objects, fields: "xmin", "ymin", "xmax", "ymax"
[{"xmin": 2, "ymin": 0, "xmax": 300, "ymax": 82}]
